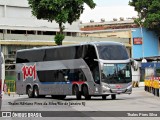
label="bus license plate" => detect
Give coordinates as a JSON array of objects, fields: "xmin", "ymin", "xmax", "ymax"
[{"xmin": 117, "ymin": 90, "xmax": 122, "ymax": 93}]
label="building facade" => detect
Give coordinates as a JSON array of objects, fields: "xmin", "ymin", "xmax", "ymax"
[
  {"xmin": 0, "ymin": 0, "xmax": 81, "ymax": 57},
  {"xmin": 0, "ymin": 0, "xmax": 81, "ymax": 80},
  {"xmin": 80, "ymin": 18, "xmax": 160, "ymax": 60},
  {"xmin": 132, "ymin": 27, "xmax": 159, "ymax": 59}
]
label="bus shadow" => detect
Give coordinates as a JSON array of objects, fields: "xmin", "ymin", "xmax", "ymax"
[{"xmin": 43, "ymin": 96, "xmax": 126, "ymax": 101}]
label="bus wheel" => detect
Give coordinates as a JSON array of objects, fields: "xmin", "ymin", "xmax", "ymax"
[
  {"xmin": 83, "ymin": 86, "xmax": 91, "ymax": 100},
  {"xmin": 102, "ymin": 96, "xmax": 106, "ymax": 100},
  {"xmin": 33, "ymin": 86, "xmax": 39, "ymax": 98},
  {"xmin": 74, "ymin": 86, "xmax": 81, "ymax": 100},
  {"xmin": 27, "ymin": 87, "xmax": 34, "ymax": 98},
  {"xmin": 111, "ymin": 94, "xmax": 116, "ymax": 100}
]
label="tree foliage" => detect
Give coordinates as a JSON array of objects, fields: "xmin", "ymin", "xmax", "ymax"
[
  {"xmin": 129, "ymin": 0, "xmax": 160, "ymax": 35},
  {"xmin": 54, "ymin": 33, "xmax": 65, "ymax": 45},
  {"xmin": 28, "ymin": 0, "xmax": 96, "ymax": 45}
]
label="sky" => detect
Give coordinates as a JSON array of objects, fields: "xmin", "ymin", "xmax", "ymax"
[{"xmin": 80, "ymin": 0, "xmax": 138, "ymax": 23}]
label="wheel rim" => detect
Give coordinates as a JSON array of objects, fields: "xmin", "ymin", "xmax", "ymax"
[
  {"xmin": 28, "ymin": 88, "xmax": 32, "ymax": 96},
  {"xmin": 34, "ymin": 89, "xmax": 38, "ymax": 97}
]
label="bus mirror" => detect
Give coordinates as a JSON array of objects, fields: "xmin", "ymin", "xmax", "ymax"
[
  {"xmin": 132, "ymin": 60, "xmax": 139, "ymax": 71},
  {"xmin": 93, "ymin": 59, "xmax": 104, "ymax": 70},
  {"xmin": 100, "ymin": 62, "xmax": 103, "ymax": 70},
  {"xmin": 94, "ymin": 59, "xmax": 98, "ymax": 62}
]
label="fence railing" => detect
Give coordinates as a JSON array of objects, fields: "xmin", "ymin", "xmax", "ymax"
[{"xmin": 4, "ymin": 80, "xmax": 16, "ymax": 93}]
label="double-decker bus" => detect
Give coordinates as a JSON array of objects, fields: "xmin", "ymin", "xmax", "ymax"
[{"xmin": 16, "ymin": 42, "xmax": 136, "ymax": 100}]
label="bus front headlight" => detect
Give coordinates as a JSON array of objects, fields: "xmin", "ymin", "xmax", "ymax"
[{"xmin": 102, "ymin": 85, "xmax": 111, "ymax": 92}]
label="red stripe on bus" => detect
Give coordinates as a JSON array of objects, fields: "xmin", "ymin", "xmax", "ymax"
[{"xmin": 72, "ymin": 81, "xmax": 85, "ymax": 85}]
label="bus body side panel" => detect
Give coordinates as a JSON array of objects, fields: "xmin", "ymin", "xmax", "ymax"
[
  {"xmin": 16, "ymin": 63, "xmax": 34, "ymax": 95},
  {"xmin": 16, "ymin": 59, "xmax": 97, "ymax": 96}
]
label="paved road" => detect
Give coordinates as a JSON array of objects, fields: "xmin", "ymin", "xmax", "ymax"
[{"xmin": 1, "ymin": 87, "xmax": 160, "ymax": 120}]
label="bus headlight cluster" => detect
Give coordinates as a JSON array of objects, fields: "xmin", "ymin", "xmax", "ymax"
[{"xmin": 127, "ymin": 84, "xmax": 132, "ymax": 90}]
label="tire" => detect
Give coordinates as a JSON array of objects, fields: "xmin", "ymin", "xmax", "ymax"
[
  {"xmin": 74, "ymin": 86, "xmax": 81, "ymax": 100},
  {"xmin": 33, "ymin": 86, "xmax": 39, "ymax": 98},
  {"xmin": 27, "ymin": 87, "xmax": 34, "ymax": 98},
  {"xmin": 111, "ymin": 94, "xmax": 116, "ymax": 100},
  {"xmin": 83, "ymin": 86, "xmax": 91, "ymax": 100},
  {"xmin": 102, "ymin": 96, "xmax": 106, "ymax": 100}
]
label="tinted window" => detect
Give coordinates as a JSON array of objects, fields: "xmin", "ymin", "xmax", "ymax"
[
  {"xmin": 97, "ymin": 45, "xmax": 129, "ymax": 60},
  {"xmin": 45, "ymin": 47, "xmax": 76, "ymax": 61},
  {"xmin": 16, "ymin": 50, "xmax": 45, "ymax": 63},
  {"xmin": 16, "ymin": 46, "xmax": 83, "ymax": 63},
  {"xmin": 37, "ymin": 69, "xmax": 86, "ymax": 82}
]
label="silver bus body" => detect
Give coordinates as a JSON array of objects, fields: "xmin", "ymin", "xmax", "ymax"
[{"xmin": 16, "ymin": 42, "xmax": 132, "ymax": 99}]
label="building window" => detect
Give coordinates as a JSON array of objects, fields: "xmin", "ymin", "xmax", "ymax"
[{"xmin": 11, "ymin": 30, "xmax": 26, "ymax": 34}]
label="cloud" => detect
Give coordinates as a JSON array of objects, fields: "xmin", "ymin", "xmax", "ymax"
[{"xmin": 80, "ymin": 5, "xmax": 138, "ymax": 23}]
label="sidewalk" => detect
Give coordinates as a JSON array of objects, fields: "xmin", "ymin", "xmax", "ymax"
[
  {"xmin": 2, "ymin": 92, "xmax": 23, "ymax": 100},
  {"xmin": 139, "ymin": 82, "xmax": 144, "ymax": 87}
]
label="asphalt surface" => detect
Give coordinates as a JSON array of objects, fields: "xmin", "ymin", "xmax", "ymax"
[{"xmin": 1, "ymin": 87, "xmax": 160, "ymax": 120}]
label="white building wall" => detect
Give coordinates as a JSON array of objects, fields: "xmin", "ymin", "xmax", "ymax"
[{"xmin": 0, "ymin": 0, "xmax": 80, "ymax": 31}]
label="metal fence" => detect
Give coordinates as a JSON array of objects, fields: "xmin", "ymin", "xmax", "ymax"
[{"xmin": 5, "ymin": 80, "xmax": 16, "ymax": 92}]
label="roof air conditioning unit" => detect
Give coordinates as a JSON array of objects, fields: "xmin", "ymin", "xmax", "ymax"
[
  {"xmin": 90, "ymin": 19, "xmax": 94, "ymax": 23},
  {"xmin": 120, "ymin": 17, "xmax": 124, "ymax": 21},
  {"xmin": 113, "ymin": 18, "xmax": 118, "ymax": 21},
  {"xmin": 101, "ymin": 18, "xmax": 105, "ymax": 22}
]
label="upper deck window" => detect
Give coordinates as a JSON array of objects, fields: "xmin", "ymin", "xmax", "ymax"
[{"xmin": 97, "ymin": 45, "xmax": 129, "ymax": 60}]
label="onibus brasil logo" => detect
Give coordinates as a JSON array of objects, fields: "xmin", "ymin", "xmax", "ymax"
[{"xmin": 21, "ymin": 64, "xmax": 36, "ymax": 81}]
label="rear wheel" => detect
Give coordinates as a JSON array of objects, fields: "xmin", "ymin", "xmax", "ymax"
[
  {"xmin": 83, "ymin": 86, "xmax": 91, "ymax": 100},
  {"xmin": 74, "ymin": 86, "xmax": 81, "ymax": 100},
  {"xmin": 33, "ymin": 86, "xmax": 39, "ymax": 98},
  {"xmin": 27, "ymin": 87, "xmax": 34, "ymax": 98},
  {"xmin": 111, "ymin": 94, "xmax": 116, "ymax": 100}
]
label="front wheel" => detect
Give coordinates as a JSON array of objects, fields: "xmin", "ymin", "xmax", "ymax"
[{"xmin": 111, "ymin": 94, "xmax": 116, "ymax": 100}]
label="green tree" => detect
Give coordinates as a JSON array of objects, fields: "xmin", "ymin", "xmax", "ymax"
[
  {"xmin": 129, "ymin": 0, "xmax": 160, "ymax": 35},
  {"xmin": 28, "ymin": 0, "xmax": 96, "ymax": 45}
]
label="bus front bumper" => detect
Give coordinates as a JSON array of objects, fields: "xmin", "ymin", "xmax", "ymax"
[{"xmin": 101, "ymin": 84, "xmax": 132, "ymax": 95}]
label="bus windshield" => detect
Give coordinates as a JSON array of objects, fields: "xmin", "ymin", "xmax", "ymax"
[
  {"xmin": 97, "ymin": 45, "xmax": 129, "ymax": 60},
  {"xmin": 102, "ymin": 63, "xmax": 131, "ymax": 84}
]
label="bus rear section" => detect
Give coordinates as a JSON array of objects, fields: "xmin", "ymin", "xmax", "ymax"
[{"xmin": 16, "ymin": 42, "xmax": 136, "ymax": 100}]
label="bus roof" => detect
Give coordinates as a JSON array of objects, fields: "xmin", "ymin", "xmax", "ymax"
[{"xmin": 16, "ymin": 41, "xmax": 124, "ymax": 53}]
